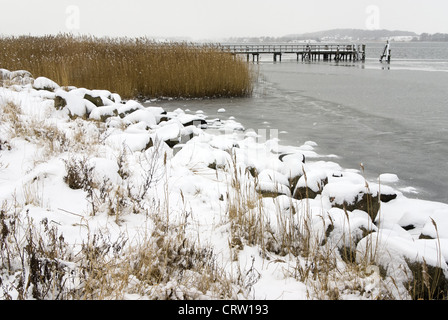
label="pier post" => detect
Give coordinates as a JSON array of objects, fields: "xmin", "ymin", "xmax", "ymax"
[
  {"xmin": 252, "ymin": 53, "xmax": 259, "ymax": 63},
  {"xmin": 273, "ymin": 53, "xmax": 282, "ymax": 62}
]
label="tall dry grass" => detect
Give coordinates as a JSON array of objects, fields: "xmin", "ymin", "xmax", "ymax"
[{"xmin": 0, "ymin": 34, "xmax": 254, "ymax": 99}]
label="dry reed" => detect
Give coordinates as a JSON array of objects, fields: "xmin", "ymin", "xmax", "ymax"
[{"xmin": 0, "ymin": 34, "xmax": 254, "ymax": 99}]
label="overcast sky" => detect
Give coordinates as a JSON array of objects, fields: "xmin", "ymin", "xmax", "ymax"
[{"xmin": 1, "ymin": 0, "xmax": 447, "ymax": 40}]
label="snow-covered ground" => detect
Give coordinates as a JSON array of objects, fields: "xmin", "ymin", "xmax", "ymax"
[{"xmin": 1, "ymin": 69, "xmax": 448, "ymax": 300}]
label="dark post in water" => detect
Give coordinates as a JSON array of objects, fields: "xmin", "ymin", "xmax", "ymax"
[{"xmin": 380, "ymin": 40, "xmax": 391, "ymax": 64}]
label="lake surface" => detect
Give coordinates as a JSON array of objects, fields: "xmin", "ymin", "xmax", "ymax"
[{"xmin": 149, "ymin": 42, "xmax": 448, "ymax": 203}]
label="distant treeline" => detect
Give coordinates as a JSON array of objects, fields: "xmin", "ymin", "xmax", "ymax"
[{"xmin": 418, "ymin": 33, "xmax": 448, "ymax": 42}]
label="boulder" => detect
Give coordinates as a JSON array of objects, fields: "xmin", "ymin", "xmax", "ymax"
[
  {"xmin": 118, "ymin": 100, "xmax": 144, "ymax": 118},
  {"xmin": 54, "ymin": 95, "xmax": 67, "ymax": 110},
  {"xmin": 172, "ymin": 140, "xmax": 231, "ymax": 172},
  {"xmin": 89, "ymin": 105, "xmax": 119, "ymax": 122},
  {"xmin": 156, "ymin": 122, "xmax": 182, "ymax": 148},
  {"xmin": 279, "ymin": 153, "xmax": 306, "ymax": 192},
  {"xmin": 323, "ymin": 182, "xmax": 397, "ymax": 222},
  {"xmin": 356, "ymin": 231, "xmax": 448, "ymax": 300},
  {"xmin": 177, "ymin": 114, "xmax": 208, "ymax": 127},
  {"xmin": 180, "ymin": 125, "xmax": 199, "ymax": 144},
  {"xmin": 279, "ymin": 152, "xmax": 305, "ymax": 164},
  {"xmin": 9, "ymin": 70, "xmax": 34, "ymax": 85},
  {"xmin": 293, "ymin": 172, "xmax": 328, "ymax": 200},
  {"xmin": 405, "ymin": 259, "xmax": 448, "ymax": 299},
  {"xmin": 33, "ymin": 76, "xmax": 60, "ymax": 92},
  {"xmin": 0, "ymin": 68, "xmax": 11, "ymax": 80},
  {"xmin": 256, "ymin": 181, "xmax": 291, "ymax": 198},
  {"xmin": 123, "ymin": 109, "xmax": 157, "ymax": 127},
  {"xmin": 83, "ymin": 93, "xmax": 104, "ymax": 107},
  {"xmin": 335, "ymin": 192, "xmax": 379, "ymax": 219},
  {"xmin": 257, "ymin": 169, "xmax": 291, "ymax": 198},
  {"xmin": 209, "ymin": 135, "xmax": 240, "ymax": 152},
  {"xmin": 1, "ymin": 69, "xmax": 34, "ymax": 86},
  {"xmin": 246, "ymin": 166, "xmax": 258, "ymax": 178},
  {"xmin": 333, "ymin": 192, "xmax": 397, "ymax": 222},
  {"xmin": 386, "ymin": 199, "xmax": 448, "ymax": 240},
  {"xmin": 54, "ymin": 89, "xmax": 92, "ymax": 119},
  {"xmin": 66, "ymin": 88, "xmax": 116, "ymax": 108},
  {"xmin": 322, "ymin": 208, "xmax": 377, "ymax": 262}
]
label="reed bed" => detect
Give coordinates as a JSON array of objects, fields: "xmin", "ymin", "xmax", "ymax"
[{"xmin": 0, "ymin": 34, "xmax": 254, "ymax": 99}]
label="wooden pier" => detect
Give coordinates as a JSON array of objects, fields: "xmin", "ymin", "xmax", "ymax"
[{"xmin": 219, "ymin": 43, "xmax": 366, "ymax": 63}]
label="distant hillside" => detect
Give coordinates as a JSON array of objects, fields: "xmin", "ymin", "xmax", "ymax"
[
  {"xmin": 420, "ymin": 33, "xmax": 448, "ymax": 41},
  {"xmin": 223, "ymin": 29, "xmax": 448, "ymax": 43},
  {"xmin": 285, "ymin": 28, "xmax": 418, "ymax": 41},
  {"xmin": 224, "ymin": 29, "xmax": 420, "ymax": 43}
]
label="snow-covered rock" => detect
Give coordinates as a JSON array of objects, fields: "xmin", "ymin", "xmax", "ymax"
[
  {"xmin": 89, "ymin": 105, "xmax": 118, "ymax": 121},
  {"xmin": 258, "ymin": 169, "xmax": 289, "ymax": 184},
  {"xmin": 356, "ymin": 229, "xmax": 448, "ymax": 299},
  {"xmin": 55, "ymin": 89, "xmax": 92, "ymax": 118},
  {"xmin": 123, "ymin": 109, "xmax": 157, "ymax": 127},
  {"xmin": 156, "ymin": 122, "xmax": 182, "ymax": 147},
  {"xmin": 0, "ymin": 68, "xmax": 11, "ymax": 80},
  {"xmin": 10, "ymin": 70, "xmax": 34, "ymax": 85},
  {"xmin": 33, "ymin": 76, "xmax": 60, "ymax": 91},
  {"xmin": 293, "ymin": 169, "xmax": 328, "ymax": 199},
  {"xmin": 118, "ymin": 100, "xmax": 144, "ymax": 117}
]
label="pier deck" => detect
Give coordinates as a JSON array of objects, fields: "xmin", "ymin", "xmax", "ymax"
[{"xmin": 219, "ymin": 44, "xmax": 366, "ymax": 62}]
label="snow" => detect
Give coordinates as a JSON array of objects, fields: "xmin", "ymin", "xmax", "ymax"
[
  {"xmin": 105, "ymin": 130, "xmax": 153, "ymax": 153},
  {"xmin": 379, "ymin": 173, "xmax": 399, "ymax": 183},
  {"xmin": 156, "ymin": 122, "xmax": 182, "ymax": 142},
  {"xmin": 2, "ymin": 69, "xmax": 448, "ymax": 300}
]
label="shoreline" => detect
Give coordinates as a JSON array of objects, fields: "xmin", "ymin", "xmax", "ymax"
[{"xmin": 252, "ymin": 62, "xmax": 448, "ymax": 203}]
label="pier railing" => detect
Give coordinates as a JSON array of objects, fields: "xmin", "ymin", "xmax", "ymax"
[
  {"xmin": 218, "ymin": 43, "xmax": 366, "ymax": 62},
  {"xmin": 220, "ymin": 44, "xmax": 358, "ymax": 53}
]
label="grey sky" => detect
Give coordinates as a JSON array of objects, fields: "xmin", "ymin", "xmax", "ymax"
[{"xmin": 0, "ymin": 0, "xmax": 447, "ymax": 40}]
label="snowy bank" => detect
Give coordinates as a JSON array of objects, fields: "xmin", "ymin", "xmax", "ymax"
[{"xmin": 1, "ymin": 69, "xmax": 448, "ymax": 300}]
